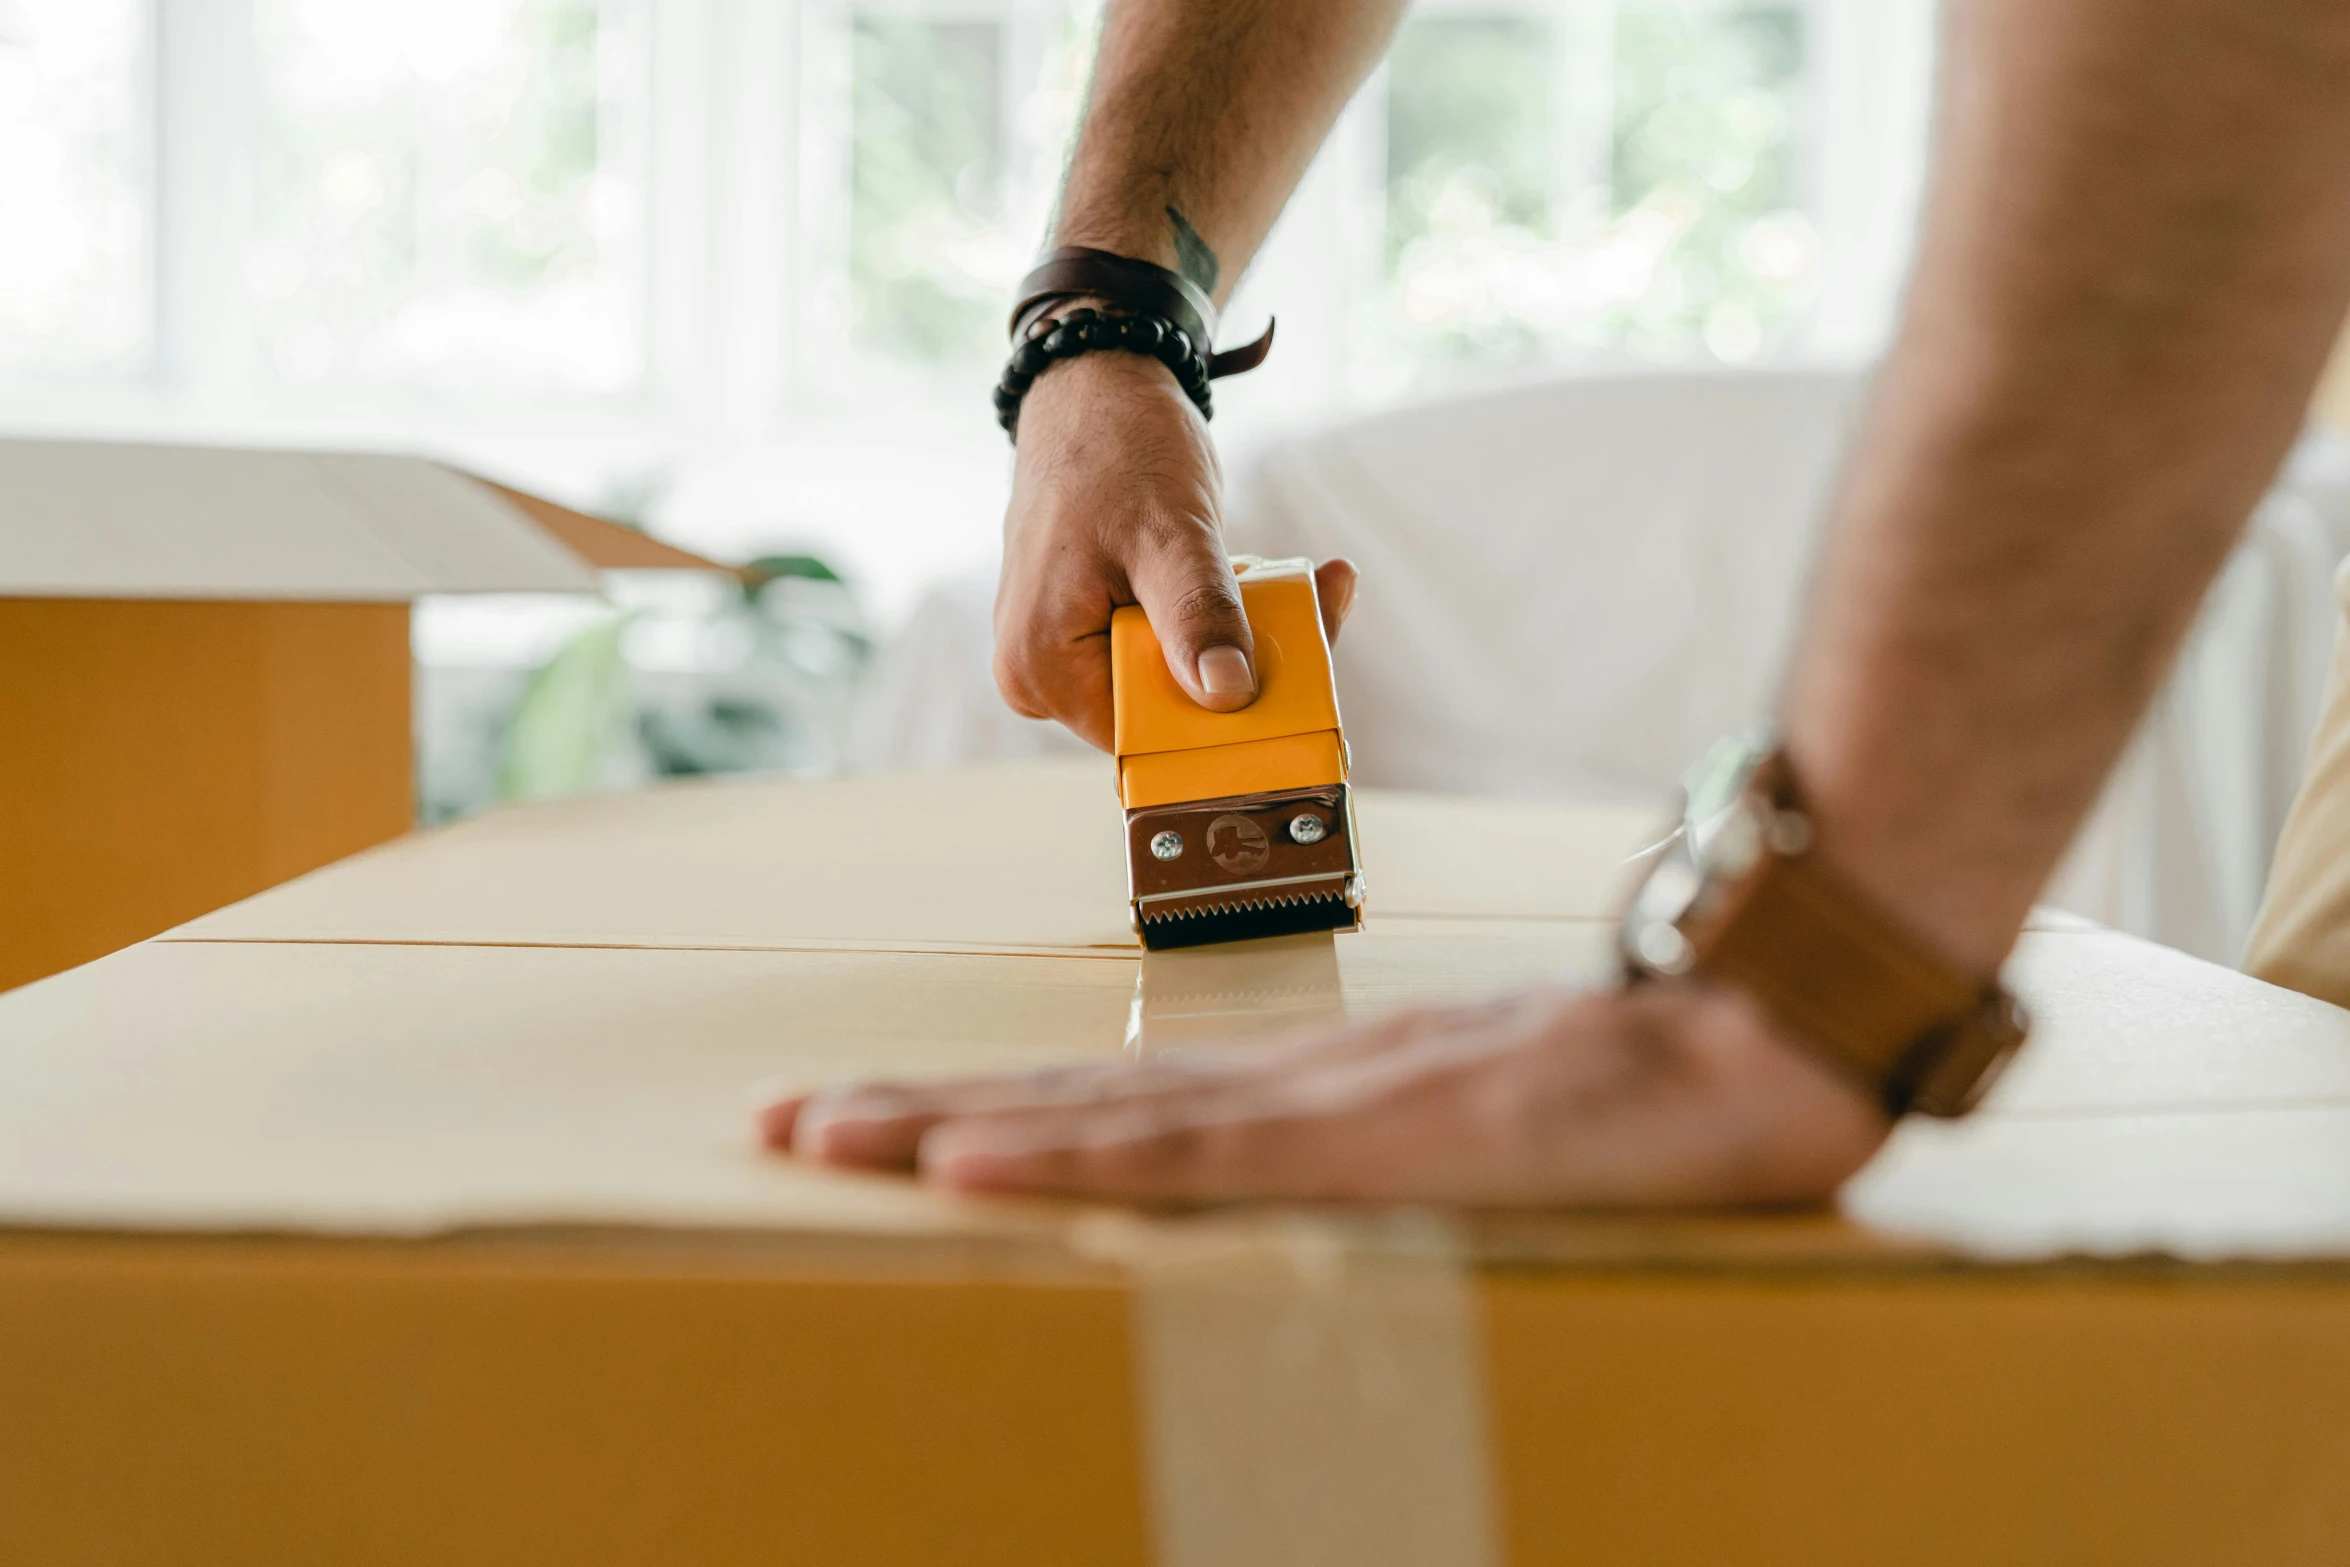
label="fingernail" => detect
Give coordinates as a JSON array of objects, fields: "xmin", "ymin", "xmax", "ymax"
[
  {"xmin": 1196, "ymin": 645, "xmax": 1255, "ymax": 696},
  {"xmin": 756, "ymin": 1098, "xmax": 803, "ymax": 1149}
]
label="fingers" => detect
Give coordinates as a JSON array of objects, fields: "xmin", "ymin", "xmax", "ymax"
[
  {"xmin": 998, "ymin": 550, "xmax": 1357, "ymax": 745},
  {"xmin": 1314, "ymin": 558, "xmax": 1359, "ymax": 643},
  {"xmin": 764, "ymin": 983, "xmax": 1895, "ymax": 1209},
  {"xmin": 992, "ymin": 594, "xmax": 1115, "ymax": 750},
  {"xmin": 918, "ymin": 1090, "xmax": 1327, "ymax": 1201},
  {"xmin": 1126, "ymin": 522, "xmax": 1258, "ymax": 712},
  {"xmin": 771, "ymin": 1005, "xmax": 1459, "ymax": 1173},
  {"xmin": 776, "ymin": 1056, "xmax": 1228, "ymax": 1168},
  {"xmin": 757, "ymin": 1092, "xmax": 813, "ymax": 1150},
  {"xmin": 914, "ymin": 1026, "xmax": 1511, "ymax": 1202},
  {"xmin": 772, "ymin": 1004, "xmax": 1524, "ymax": 1202},
  {"xmin": 991, "ymin": 348, "xmax": 1363, "ymax": 737},
  {"xmin": 993, "ymin": 353, "xmax": 1227, "ymax": 743}
]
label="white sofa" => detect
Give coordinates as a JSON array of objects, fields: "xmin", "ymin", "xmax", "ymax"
[{"xmin": 854, "ymin": 367, "xmax": 2350, "ymax": 965}]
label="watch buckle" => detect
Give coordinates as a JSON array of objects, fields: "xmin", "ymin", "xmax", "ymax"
[{"xmin": 1901, "ymin": 993, "xmax": 2032, "ymax": 1118}]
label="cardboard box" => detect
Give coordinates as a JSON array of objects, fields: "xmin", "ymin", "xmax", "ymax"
[
  {"xmin": 0, "ymin": 439, "xmax": 719, "ymax": 993},
  {"xmin": 2, "ymin": 760, "xmax": 2349, "ymax": 1564}
]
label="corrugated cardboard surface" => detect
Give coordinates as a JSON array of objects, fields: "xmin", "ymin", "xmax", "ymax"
[
  {"xmin": 6, "ymin": 761, "xmax": 2350, "ymax": 1562},
  {"xmin": 1483, "ymin": 1272, "xmax": 2350, "ymax": 1566},
  {"xmin": 0, "ymin": 599, "xmax": 413, "ymax": 993},
  {"xmin": 8, "ymin": 917, "xmax": 2350, "ymax": 1250},
  {"xmin": 168, "ymin": 757, "xmax": 1665, "ymax": 951},
  {"xmin": 0, "ymin": 1232, "xmax": 1151, "ymax": 1567}
]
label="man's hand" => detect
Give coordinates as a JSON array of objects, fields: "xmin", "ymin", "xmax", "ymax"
[
  {"xmin": 994, "ymin": 348, "xmax": 1358, "ymax": 750},
  {"xmin": 761, "ymin": 981, "xmax": 1889, "ymax": 1207},
  {"xmin": 986, "ymin": 0, "xmax": 1395, "ymax": 750}
]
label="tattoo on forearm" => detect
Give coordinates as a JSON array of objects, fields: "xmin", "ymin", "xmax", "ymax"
[{"xmin": 1167, "ymin": 206, "xmax": 1220, "ymax": 295}]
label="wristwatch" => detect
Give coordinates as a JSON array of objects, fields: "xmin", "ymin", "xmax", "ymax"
[{"xmin": 1618, "ymin": 731, "xmax": 2028, "ymax": 1118}]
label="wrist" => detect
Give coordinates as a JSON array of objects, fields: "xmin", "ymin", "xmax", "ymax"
[
  {"xmin": 1775, "ymin": 723, "xmax": 2031, "ymax": 978},
  {"xmin": 1622, "ymin": 738, "xmax": 2031, "ymax": 1119},
  {"xmin": 1053, "ymin": 219, "xmax": 1182, "ymax": 278},
  {"xmin": 996, "ymin": 303, "xmax": 1214, "ymax": 441},
  {"xmin": 1614, "ymin": 976, "xmax": 1894, "ymax": 1198},
  {"xmin": 1018, "ymin": 346, "xmax": 1195, "ymax": 428}
]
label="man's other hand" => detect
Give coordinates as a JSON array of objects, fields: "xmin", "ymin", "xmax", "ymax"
[
  {"xmin": 761, "ymin": 981, "xmax": 1889, "ymax": 1208},
  {"xmin": 994, "ymin": 347, "xmax": 1358, "ymax": 751}
]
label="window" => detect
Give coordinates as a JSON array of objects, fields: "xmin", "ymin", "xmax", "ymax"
[
  {"xmin": 0, "ymin": 0, "xmax": 1933, "ymax": 616},
  {"xmin": 1380, "ymin": 14, "xmax": 1561, "ymax": 366},
  {"xmin": 847, "ymin": 16, "xmax": 1008, "ymax": 366},
  {"xmin": 0, "ymin": 0, "xmax": 151, "ymax": 377},
  {"xmin": 807, "ymin": 0, "xmax": 1906, "ymax": 408},
  {"xmin": 812, "ymin": 1, "xmax": 1097, "ymax": 389},
  {"xmin": 247, "ymin": 0, "xmax": 645, "ymax": 394},
  {"xmin": 1375, "ymin": 3, "xmax": 1812, "ymax": 386},
  {"xmin": 0, "ymin": 0, "xmax": 1928, "ymax": 412},
  {"xmin": 1610, "ymin": 6, "xmax": 1809, "ymax": 358}
]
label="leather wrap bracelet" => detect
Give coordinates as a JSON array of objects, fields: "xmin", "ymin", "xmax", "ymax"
[{"xmin": 995, "ymin": 245, "xmax": 1275, "ymax": 441}]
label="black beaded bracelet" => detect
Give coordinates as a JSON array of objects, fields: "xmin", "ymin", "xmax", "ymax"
[{"xmin": 992, "ymin": 307, "xmax": 1212, "ymax": 440}]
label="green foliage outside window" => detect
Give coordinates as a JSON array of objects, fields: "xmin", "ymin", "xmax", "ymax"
[
  {"xmin": 247, "ymin": 0, "xmax": 631, "ymax": 390},
  {"xmin": 1380, "ymin": 3, "xmax": 1811, "ymax": 381},
  {"xmin": 1385, "ymin": 15, "xmax": 1555, "ymax": 278},
  {"xmin": 1610, "ymin": 5, "xmax": 1806, "ymax": 358},
  {"xmin": 849, "ymin": 18, "xmax": 1007, "ymax": 367},
  {"xmin": 462, "ymin": 1, "xmax": 604, "ymax": 296},
  {"xmin": 839, "ymin": 1, "xmax": 1817, "ymax": 386}
]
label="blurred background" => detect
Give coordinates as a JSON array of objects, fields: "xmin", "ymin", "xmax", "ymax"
[
  {"xmin": 0, "ymin": 0, "xmax": 1932, "ymax": 576},
  {"xmin": 13, "ymin": 0, "xmax": 2346, "ymax": 962}
]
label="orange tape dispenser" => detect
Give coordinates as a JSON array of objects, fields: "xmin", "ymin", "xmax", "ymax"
[{"xmin": 1110, "ymin": 557, "xmax": 1364, "ymax": 950}]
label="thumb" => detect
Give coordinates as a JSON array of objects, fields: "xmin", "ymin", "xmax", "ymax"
[{"xmin": 1127, "ymin": 525, "xmax": 1258, "ymax": 713}]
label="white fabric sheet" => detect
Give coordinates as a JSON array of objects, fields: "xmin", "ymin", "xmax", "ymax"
[{"xmin": 854, "ymin": 368, "xmax": 2350, "ymax": 964}]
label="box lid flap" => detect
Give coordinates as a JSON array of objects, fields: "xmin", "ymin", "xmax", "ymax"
[
  {"xmin": 0, "ymin": 440, "xmax": 720, "ymax": 601},
  {"xmin": 465, "ymin": 476, "xmax": 731, "ymax": 573}
]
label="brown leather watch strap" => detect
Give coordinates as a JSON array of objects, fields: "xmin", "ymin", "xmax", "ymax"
[
  {"xmin": 1632, "ymin": 751, "xmax": 2027, "ymax": 1118},
  {"xmin": 1686, "ymin": 848, "xmax": 2012, "ymax": 1113}
]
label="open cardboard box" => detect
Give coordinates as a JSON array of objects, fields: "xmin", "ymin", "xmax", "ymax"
[{"xmin": 0, "ymin": 438, "xmax": 722, "ymax": 992}]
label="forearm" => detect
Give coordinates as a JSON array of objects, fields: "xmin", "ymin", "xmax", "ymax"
[
  {"xmin": 1056, "ymin": 0, "xmax": 1403, "ymax": 303},
  {"xmin": 1785, "ymin": 0, "xmax": 2350, "ymax": 973}
]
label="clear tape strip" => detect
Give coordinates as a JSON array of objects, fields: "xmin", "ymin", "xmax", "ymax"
[{"xmin": 1075, "ymin": 1210, "xmax": 1501, "ymax": 1567}]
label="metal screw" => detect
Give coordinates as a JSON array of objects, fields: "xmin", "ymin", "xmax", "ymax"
[
  {"xmin": 1634, "ymin": 921, "xmax": 1694, "ymax": 976},
  {"xmin": 1287, "ymin": 813, "xmax": 1327, "ymax": 845},
  {"xmin": 1765, "ymin": 809, "xmax": 1814, "ymax": 856},
  {"xmin": 1149, "ymin": 830, "xmax": 1185, "ymax": 861}
]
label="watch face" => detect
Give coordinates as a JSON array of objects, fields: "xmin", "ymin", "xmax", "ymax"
[
  {"xmin": 1682, "ymin": 723, "xmax": 1775, "ymax": 859},
  {"xmin": 1623, "ymin": 724, "xmax": 1779, "ymax": 979}
]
